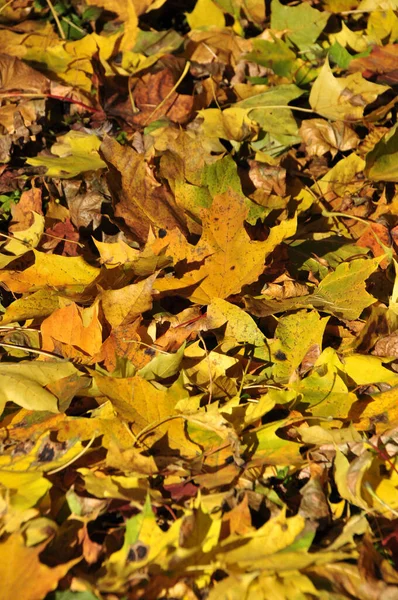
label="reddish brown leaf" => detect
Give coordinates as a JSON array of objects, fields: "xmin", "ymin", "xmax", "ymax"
[
  {"xmin": 131, "ymin": 68, "xmax": 195, "ymax": 126},
  {"xmin": 356, "ymin": 222, "xmax": 391, "ymax": 268},
  {"xmin": 42, "ymin": 218, "xmax": 80, "ymax": 256},
  {"xmin": 349, "ymin": 44, "xmax": 398, "ymax": 84}
]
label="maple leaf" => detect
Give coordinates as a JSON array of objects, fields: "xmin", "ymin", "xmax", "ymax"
[
  {"xmin": 1, "ymin": 1, "xmax": 398, "ymax": 598},
  {"xmin": 154, "ymin": 189, "xmax": 297, "ymax": 303},
  {"xmin": 0, "ymin": 534, "xmax": 78, "ymax": 600},
  {"xmin": 101, "ymin": 136, "xmax": 189, "ymax": 244}
]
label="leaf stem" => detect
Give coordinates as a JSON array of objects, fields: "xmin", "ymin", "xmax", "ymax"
[
  {"xmin": 61, "ymin": 16, "xmax": 86, "ymax": 34},
  {"xmin": 47, "ymin": 434, "xmax": 96, "ymax": 475},
  {"xmin": 246, "ymin": 105, "xmax": 315, "ymax": 114},
  {"xmin": 45, "ymin": 0, "xmax": 66, "ymax": 40},
  {"xmin": 0, "ymin": 0, "xmax": 15, "ymax": 14},
  {"xmin": 133, "ymin": 414, "xmax": 188, "ymax": 446},
  {"xmin": 364, "ymin": 482, "xmax": 398, "ymax": 518},
  {"xmin": 145, "ymin": 60, "xmax": 191, "ymax": 124},
  {"xmin": 0, "ymin": 92, "xmax": 101, "ymax": 114},
  {"xmin": 0, "ymin": 341, "xmax": 65, "ymax": 360}
]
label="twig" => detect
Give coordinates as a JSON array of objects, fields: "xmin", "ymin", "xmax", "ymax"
[
  {"xmin": 321, "ymin": 209, "xmax": 393, "ymax": 259},
  {"xmin": 122, "ymin": 339, "xmax": 169, "ymax": 355},
  {"xmin": 128, "ymin": 75, "xmax": 139, "ymax": 114},
  {"xmin": 246, "ymin": 105, "xmax": 315, "ymax": 114},
  {"xmin": 43, "ymin": 231, "xmax": 84, "ymax": 247},
  {"xmin": 0, "ymin": 231, "xmax": 32, "ymax": 246},
  {"xmin": 238, "ymin": 348, "xmax": 254, "ymax": 397}
]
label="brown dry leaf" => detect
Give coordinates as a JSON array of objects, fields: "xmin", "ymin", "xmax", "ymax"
[
  {"xmin": 186, "ymin": 30, "xmax": 251, "ymax": 66},
  {"xmin": 307, "ymin": 562, "xmax": 398, "ymax": 599},
  {"xmin": 299, "ymin": 119, "xmax": 359, "ymax": 158},
  {"xmin": 0, "ymin": 99, "xmax": 44, "ymax": 163},
  {"xmin": 78, "ymin": 524, "xmax": 102, "ymax": 565},
  {"xmin": 127, "ymin": 65, "xmax": 195, "ymax": 126},
  {"xmin": 248, "ymin": 161, "xmax": 286, "ymax": 196},
  {"xmin": 101, "ymin": 136, "xmax": 189, "ymax": 245},
  {"xmin": 298, "ymin": 477, "xmax": 330, "ymax": 524},
  {"xmin": 41, "ymin": 219, "xmax": 80, "ymax": 256},
  {"xmin": 9, "ymin": 186, "xmax": 43, "ymax": 232},
  {"xmin": 153, "ymin": 306, "xmax": 205, "ymax": 352},
  {"xmin": 299, "ymin": 343, "xmax": 322, "ymax": 375},
  {"xmin": 262, "ymin": 278, "xmax": 309, "ymax": 299},
  {"xmin": 373, "ymin": 333, "xmax": 398, "ymax": 358},
  {"xmin": 349, "ymin": 44, "xmax": 398, "ymax": 84},
  {"xmin": 0, "ymin": 54, "xmax": 49, "ymax": 93},
  {"xmin": 63, "ymin": 180, "xmax": 104, "ymax": 231}
]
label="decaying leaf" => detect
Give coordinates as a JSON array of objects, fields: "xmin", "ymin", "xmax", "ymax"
[
  {"xmin": 101, "ymin": 136, "xmax": 189, "ymax": 244},
  {"xmin": 299, "ymin": 119, "xmax": 359, "ymax": 157}
]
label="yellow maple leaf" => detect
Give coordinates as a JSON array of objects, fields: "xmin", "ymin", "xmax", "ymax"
[{"xmin": 154, "ymin": 189, "xmax": 296, "ymax": 303}]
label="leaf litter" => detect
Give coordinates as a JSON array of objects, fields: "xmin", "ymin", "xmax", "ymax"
[{"xmin": 0, "ymin": 0, "xmax": 398, "ymax": 598}]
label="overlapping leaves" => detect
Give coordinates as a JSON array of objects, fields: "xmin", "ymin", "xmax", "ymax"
[{"xmin": 0, "ymin": 0, "xmax": 398, "ymax": 598}]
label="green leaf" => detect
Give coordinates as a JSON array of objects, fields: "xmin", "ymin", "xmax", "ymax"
[
  {"xmin": 243, "ymin": 420, "xmax": 303, "ymax": 465},
  {"xmin": 271, "ymin": 0, "xmax": 330, "ymax": 49},
  {"xmin": 245, "ymin": 38, "xmax": 297, "ymax": 77},
  {"xmin": 292, "ymin": 348, "xmax": 358, "ymax": 421},
  {"xmin": 365, "ymin": 123, "xmax": 398, "ymax": 182},
  {"xmin": 0, "ymin": 361, "xmax": 79, "ymax": 416},
  {"xmin": 0, "ymin": 373, "xmax": 58, "ymax": 415},
  {"xmin": 328, "ymin": 42, "xmax": 354, "ymax": 69},
  {"xmin": 138, "ymin": 343, "xmax": 186, "ymax": 381},
  {"xmin": 311, "ymin": 258, "xmax": 379, "ymax": 320},
  {"xmin": 271, "ymin": 310, "xmax": 328, "ymax": 382},
  {"xmin": 236, "ymin": 84, "xmax": 304, "ymax": 144}
]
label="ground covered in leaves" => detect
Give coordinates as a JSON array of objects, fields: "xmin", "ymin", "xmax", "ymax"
[{"xmin": 1, "ymin": 0, "xmax": 398, "ymax": 598}]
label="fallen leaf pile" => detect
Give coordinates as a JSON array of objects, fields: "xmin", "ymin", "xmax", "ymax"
[{"xmin": 1, "ymin": 0, "xmax": 398, "ymax": 598}]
